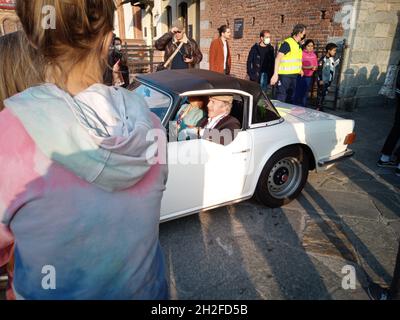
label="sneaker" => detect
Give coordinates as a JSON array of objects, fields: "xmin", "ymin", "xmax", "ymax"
[
  {"xmin": 396, "ymin": 168, "xmax": 400, "ymax": 177},
  {"xmin": 367, "ymin": 283, "xmax": 391, "ymax": 300},
  {"xmin": 377, "ymin": 159, "xmax": 398, "ymax": 168}
]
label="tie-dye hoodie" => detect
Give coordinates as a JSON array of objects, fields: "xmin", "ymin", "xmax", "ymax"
[{"xmin": 0, "ymin": 83, "xmax": 168, "ymax": 300}]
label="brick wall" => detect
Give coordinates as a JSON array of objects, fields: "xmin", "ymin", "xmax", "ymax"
[{"xmin": 199, "ymin": 0, "xmax": 345, "ymax": 79}]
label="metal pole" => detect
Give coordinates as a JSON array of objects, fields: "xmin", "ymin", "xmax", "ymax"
[
  {"xmin": 149, "ymin": 3, "xmax": 155, "ymax": 72},
  {"xmin": 150, "ymin": 48, "xmax": 154, "ymax": 73}
]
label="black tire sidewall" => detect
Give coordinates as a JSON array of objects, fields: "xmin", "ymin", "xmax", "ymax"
[{"xmin": 255, "ymin": 146, "xmax": 309, "ymax": 208}]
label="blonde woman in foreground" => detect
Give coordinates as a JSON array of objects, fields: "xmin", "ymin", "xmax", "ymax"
[{"xmin": 0, "ymin": 0, "xmax": 168, "ymax": 300}]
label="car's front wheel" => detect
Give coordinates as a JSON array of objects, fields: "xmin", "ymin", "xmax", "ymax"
[{"xmin": 255, "ymin": 146, "xmax": 309, "ymax": 208}]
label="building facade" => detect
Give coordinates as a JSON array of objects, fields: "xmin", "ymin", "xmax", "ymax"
[
  {"xmin": 198, "ymin": 0, "xmax": 400, "ymax": 109},
  {"xmin": 151, "ymin": 0, "xmax": 201, "ymax": 43},
  {"xmin": 114, "ymin": 0, "xmax": 146, "ymax": 44},
  {"xmin": 1, "ymin": 0, "xmax": 399, "ymax": 109},
  {"xmin": 0, "ymin": 0, "xmax": 19, "ymax": 36},
  {"xmin": 115, "ymin": 0, "xmax": 201, "ymax": 45},
  {"xmin": 338, "ymin": 0, "xmax": 400, "ymax": 109}
]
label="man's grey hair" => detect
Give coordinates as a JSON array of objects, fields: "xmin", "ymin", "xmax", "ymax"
[
  {"xmin": 224, "ymin": 101, "xmax": 233, "ymax": 113},
  {"xmin": 291, "ymin": 24, "xmax": 307, "ymax": 37}
]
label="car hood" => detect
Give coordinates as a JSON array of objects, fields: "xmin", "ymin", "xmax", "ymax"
[{"xmin": 272, "ymin": 100, "xmax": 343, "ymax": 122}]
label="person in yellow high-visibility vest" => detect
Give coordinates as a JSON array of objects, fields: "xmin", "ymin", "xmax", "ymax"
[{"xmin": 271, "ymin": 24, "xmax": 307, "ymax": 104}]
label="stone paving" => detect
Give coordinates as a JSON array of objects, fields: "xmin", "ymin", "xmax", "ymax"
[{"xmin": 159, "ymin": 103, "xmax": 400, "ymax": 300}]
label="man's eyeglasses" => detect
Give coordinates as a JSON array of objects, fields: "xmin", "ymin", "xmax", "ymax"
[{"xmin": 174, "ymin": 30, "xmax": 182, "ymax": 34}]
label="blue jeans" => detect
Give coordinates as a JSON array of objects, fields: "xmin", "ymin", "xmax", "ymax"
[
  {"xmin": 317, "ymin": 82, "xmax": 331, "ymax": 110},
  {"xmin": 260, "ymin": 72, "xmax": 269, "ymax": 92},
  {"xmin": 294, "ymin": 76, "xmax": 314, "ymax": 107}
]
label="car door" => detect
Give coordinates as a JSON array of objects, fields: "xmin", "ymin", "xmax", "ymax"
[
  {"xmin": 200, "ymin": 129, "xmax": 253, "ymax": 206},
  {"xmin": 161, "ymin": 133, "xmax": 252, "ymax": 220},
  {"xmin": 160, "ymin": 92, "xmax": 254, "ymax": 220}
]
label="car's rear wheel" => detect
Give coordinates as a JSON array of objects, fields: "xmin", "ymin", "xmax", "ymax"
[{"xmin": 255, "ymin": 146, "xmax": 309, "ymax": 208}]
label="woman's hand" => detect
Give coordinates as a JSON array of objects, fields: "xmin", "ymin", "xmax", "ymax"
[
  {"xmin": 270, "ymin": 73, "xmax": 279, "ymax": 86},
  {"xmin": 112, "ymin": 59, "xmax": 125, "ymax": 86},
  {"xmin": 113, "ymin": 59, "xmax": 121, "ymax": 73}
]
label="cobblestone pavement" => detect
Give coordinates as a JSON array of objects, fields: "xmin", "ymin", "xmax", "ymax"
[{"xmin": 160, "ymin": 103, "xmax": 400, "ymax": 300}]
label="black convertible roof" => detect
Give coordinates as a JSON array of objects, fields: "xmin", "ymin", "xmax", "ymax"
[{"xmin": 136, "ymin": 69, "xmax": 262, "ymax": 98}]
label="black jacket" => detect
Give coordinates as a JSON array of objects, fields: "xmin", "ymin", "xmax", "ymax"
[
  {"xmin": 246, "ymin": 43, "xmax": 275, "ymax": 82},
  {"xmin": 103, "ymin": 50, "xmax": 129, "ymax": 88},
  {"xmin": 199, "ymin": 115, "xmax": 241, "ymax": 146}
]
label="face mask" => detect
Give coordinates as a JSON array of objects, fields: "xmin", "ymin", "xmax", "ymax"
[
  {"xmin": 115, "ymin": 45, "xmax": 122, "ymax": 51},
  {"xmin": 263, "ymin": 37, "xmax": 271, "ymax": 45}
]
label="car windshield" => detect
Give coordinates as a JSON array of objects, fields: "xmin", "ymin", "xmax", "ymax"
[{"xmin": 133, "ymin": 84, "xmax": 171, "ymax": 121}]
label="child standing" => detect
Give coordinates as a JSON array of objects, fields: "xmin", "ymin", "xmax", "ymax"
[
  {"xmin": 317, "ymin": 43, "xmax": 340, "ymax": 111},
  {"xmin": 294, "ymin": 39, "xmax": 318, "ymax": 107}
]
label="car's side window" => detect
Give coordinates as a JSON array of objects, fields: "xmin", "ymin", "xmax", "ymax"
[
  {"xmin": 169, "ymin": 94, "xmax": 245, "ymax": 146},
  {"xmin": 252, "ymin": 94, "xmax": 281, "ymax": 125}
]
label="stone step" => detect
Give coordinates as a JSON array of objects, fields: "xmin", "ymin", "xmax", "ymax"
[{"xmin": 325, "ymin": 95, "xmax": 336, "ymax": 102}]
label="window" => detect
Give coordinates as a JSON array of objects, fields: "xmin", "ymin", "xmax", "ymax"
[
  {"xmin": 170, "ymin": 94, "xmax": 244, "ymax": 145},
  {"xmin": 1, "ymin": 17, "xmax": 20, "ymax": 35},
  {"xmin": 178, "ymin": 2, "xmax": 188, "ymax": 33},
  {"xmin": 166, "ymin": 6, "xmax": 172, "ymax": 29},
  {"xmin": 133, "ymin": 85, "xmax": 171, "ymax": 121},
  {"xmin": 252, "ymin": 94, "xmax": 281, "ymax": 125}
]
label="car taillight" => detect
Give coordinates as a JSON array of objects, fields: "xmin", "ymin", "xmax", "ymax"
[{"xmin": 344, "ymin": 133, "xmax": 356, "ymax": 145}]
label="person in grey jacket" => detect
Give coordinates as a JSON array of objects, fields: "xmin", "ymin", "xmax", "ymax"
[{"xmin": 316, "ymin": 43, "xmax": 339, "ymax": 111}]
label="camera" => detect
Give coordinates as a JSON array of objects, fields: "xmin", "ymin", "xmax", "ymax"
[{"xmin": 114, "ymin": 50, "xmax": 123, "ymax": 61}]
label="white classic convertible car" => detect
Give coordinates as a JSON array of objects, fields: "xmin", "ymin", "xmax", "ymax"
[{"xmin": 132, "ymin": 69, "xmax": 356, "ymax": 221}]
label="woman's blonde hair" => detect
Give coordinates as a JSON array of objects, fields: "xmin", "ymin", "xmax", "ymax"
[
  {"xmin": 0, "ymin": 31, "xmax": 45, "ymax": 111},
  {"xmin": 15, "ymin": 0, "xmax": 116, "ymax": 90}
]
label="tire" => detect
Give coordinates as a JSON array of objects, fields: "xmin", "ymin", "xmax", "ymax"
[{"xmin": 255, "ymin": 146, "xmax": 309, "ymax": 208}]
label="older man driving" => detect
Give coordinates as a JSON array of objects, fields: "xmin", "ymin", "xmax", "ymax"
[{"xmin": 197, "ymin": 95, "xmax": 241, "ymax": 145}]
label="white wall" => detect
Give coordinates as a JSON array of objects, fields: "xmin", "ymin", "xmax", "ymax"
[
  {"xmin": 114, "ymin": 11, "xmax": 120, "ymax": 38},
  {"xmin": 123, "ymin": 3, "xmax": 134, "ymax": 39}
]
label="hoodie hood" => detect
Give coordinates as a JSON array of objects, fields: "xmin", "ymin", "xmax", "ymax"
[{"xmin": 4, "ymin": 83, "xmax": 161, "ymax": 191}]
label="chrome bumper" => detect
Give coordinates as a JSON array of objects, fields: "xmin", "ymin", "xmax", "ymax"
[{"xmin": 318, "ymin": 149, "xmax": 355, "ymax": 167}]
